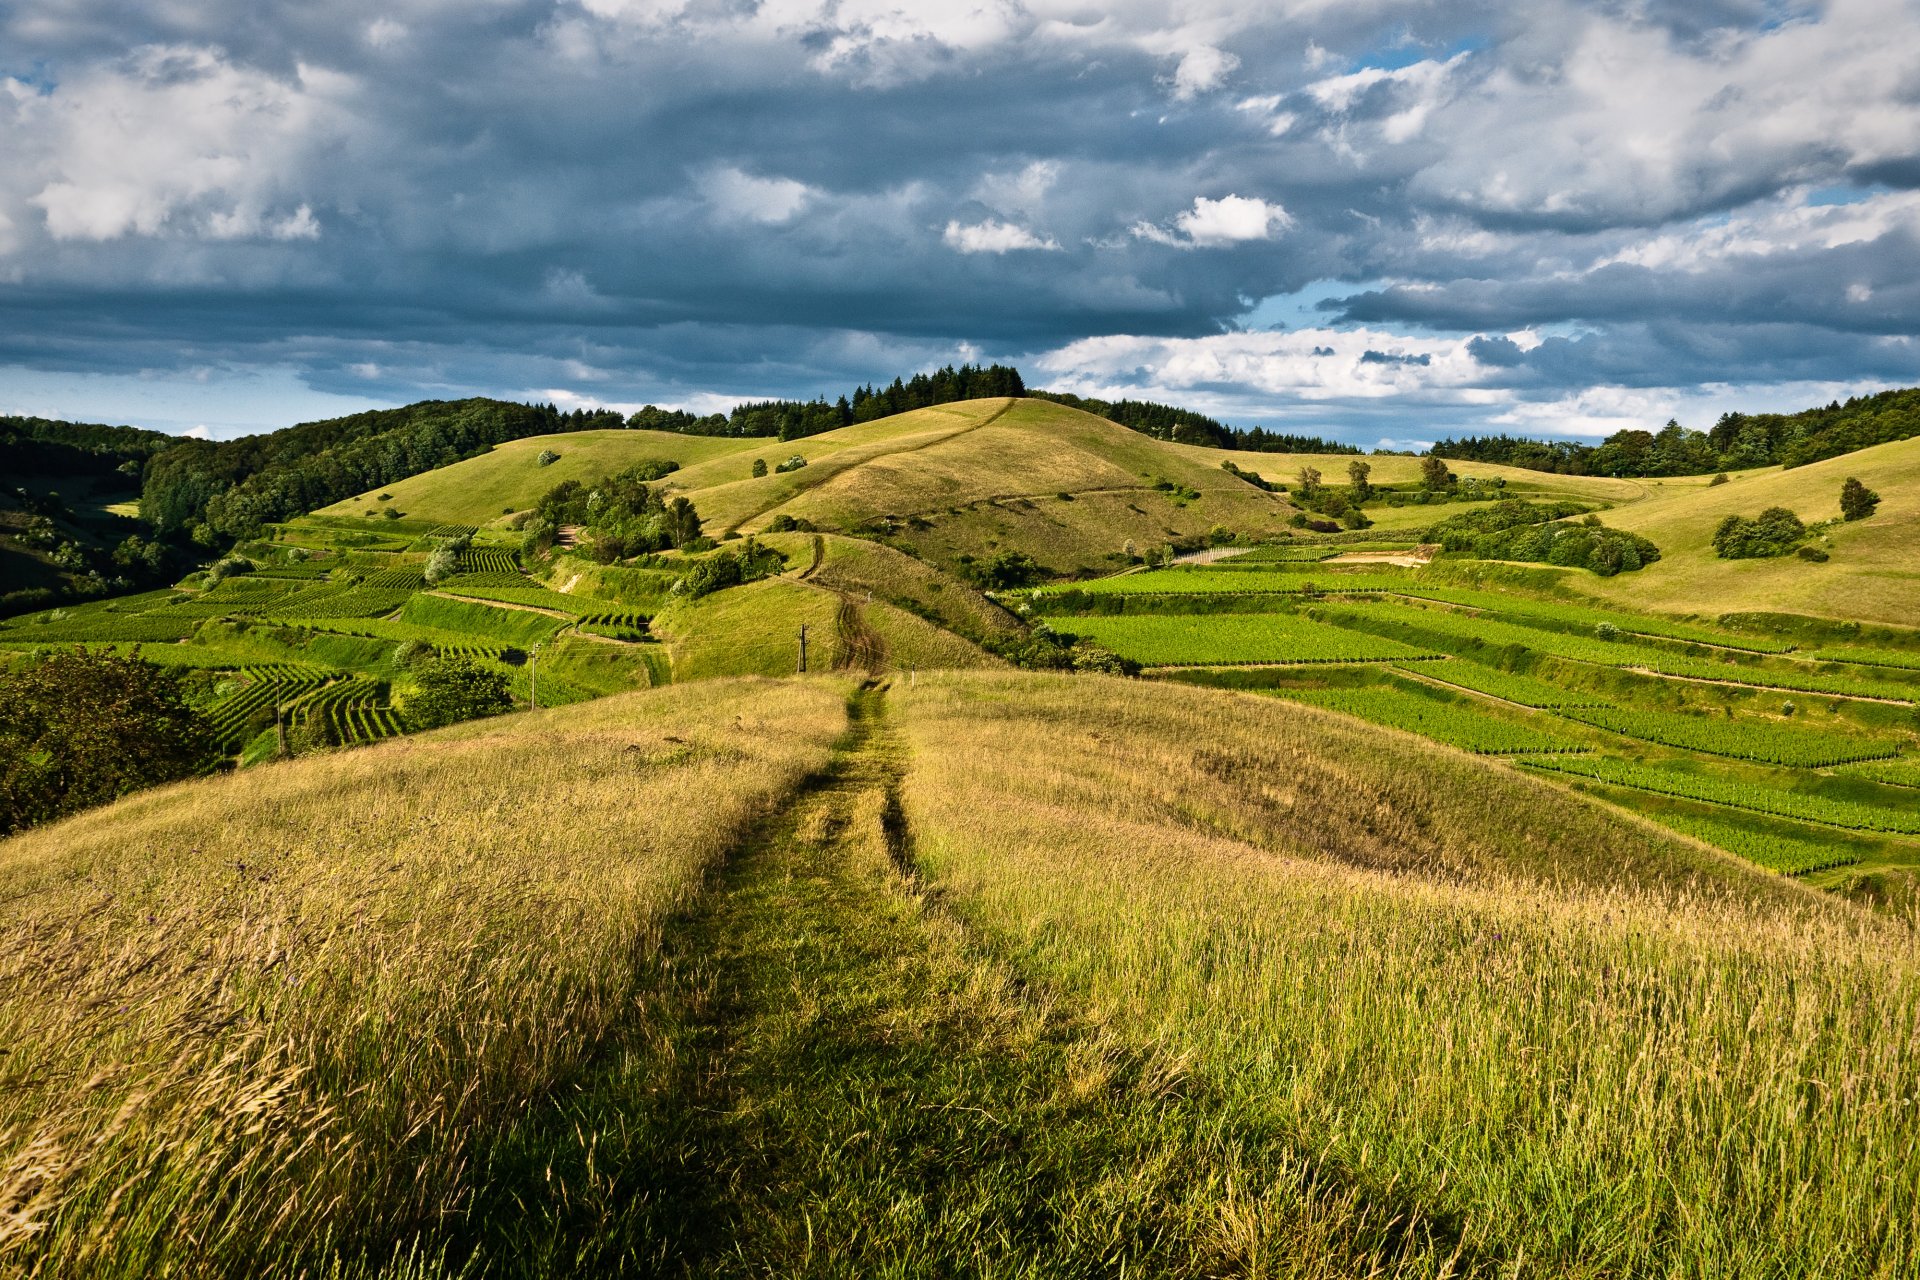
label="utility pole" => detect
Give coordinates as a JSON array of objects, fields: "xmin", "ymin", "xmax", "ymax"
[
  {"xmin": 275, "ymin": 702, "xmax": 287, "ymax": 758},
  {"xmin": 798, "ymin": 624, "xmax": 808, "ymax": 674}
]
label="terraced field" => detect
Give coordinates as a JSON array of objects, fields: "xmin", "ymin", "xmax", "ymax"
[{"xmin": 1060, "ymin": 612, "xmax": 1441, "ymax": 665}]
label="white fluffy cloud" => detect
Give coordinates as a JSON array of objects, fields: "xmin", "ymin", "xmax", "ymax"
[
  {"xmin": 943, "ymin": 218, "xmax": 1060, "ymax": 253},
  {"xmin": 15, "ymin": 45, "xmax": 341, "ymax": 243},
  {"xmin": 1134, "ymin": 194, "xmax": 1291, "ymax": 248}
]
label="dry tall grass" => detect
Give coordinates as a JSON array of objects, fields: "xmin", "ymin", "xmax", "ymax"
[
  {"xmin": 0, "ymin": 679, "xmax": 850, "ymax": 1277},
  {"xmin": 895, "ymin": 672, "xmax": 1920, "ymax": 1276}
]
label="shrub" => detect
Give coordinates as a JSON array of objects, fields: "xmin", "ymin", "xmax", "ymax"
[
  {"xmin": 1595, "ymin": 622, "xmax": 1620, "ymax": 641},
  {"xmin": 766, "ymin": 514, "xmax": 816, "ymax": 533},
  {"xmin": 1797, "ymin": 544, "xmax": 1830, "ymax": 562},
  {"xmin": 382, "ymin": 506, "xmax": 403, "ymax": 520},
  {"xmin": 1709, "ymin": 473, "xmax": 1729, "ymax": 486},
  {"xmin": 752, "ymin": 458, "xmax": 768, "ymax": 478},
  {"xmin": 0, "ymin": 649, "xmax": 216, "ymax": 835},
  {"xmin": 404, "ymin": 656, "xmax": 512, "ymax": 730},
  {"xmin": 775, "ymin": 455, "xmax": 808, "ymax": 474},
  {"xmin": 962, "ymin": 551, "xmax": 1045, "ymax": 590},
  {"xmin": 424, "ymin": 545, "xmax": 459, "ymax": 584},
  {"xmin": 1713, "ymin": 507, "xmax": 1808, "ymax": 559},
  {"xmin": 1840, "ymin": 477, "xmax": 1880, "ymax": 521},
  {"xmin": 536, "ymin": 449, "xmax": 560, "ymax": 467}
]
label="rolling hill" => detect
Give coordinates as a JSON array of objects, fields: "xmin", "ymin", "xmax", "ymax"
[
  {"xmin": 9, "ymin": 671, "xmax": 1909, "ymax": 1277},
  {"xmin": 1574, "ymin": 434, "xmax": 1920, "ymax": 627}
]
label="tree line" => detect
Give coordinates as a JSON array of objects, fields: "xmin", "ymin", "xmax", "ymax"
[
  {"xmin": 626, "ymin": 364, "xmax": 1027, "ymax": 440},
  {"xmin": 1432, "ymin": 386, "xmax": 1920, "ymax": 477}
]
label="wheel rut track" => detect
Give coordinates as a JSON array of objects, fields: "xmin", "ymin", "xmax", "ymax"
[{"xmin": 449, "ymin": 684, "xmax": 1498, "ymax": 1275}]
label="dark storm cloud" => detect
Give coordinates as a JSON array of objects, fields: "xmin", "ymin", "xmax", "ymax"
[{"xmin": 2, "ymin": 0, "xmax": 1920, "ymax": 439}]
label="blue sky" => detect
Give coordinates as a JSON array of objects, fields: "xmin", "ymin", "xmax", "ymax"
[{"xmin": 3, "ymin": 0, "xmax": 1919, "ymax": 445}]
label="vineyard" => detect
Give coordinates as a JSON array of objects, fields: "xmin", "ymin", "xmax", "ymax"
[
  {"xmin": 457, "ymin": 547, "xmax": 519, "ymax": 575},
  {"xmin": 1518, "ymin": 755, "xmax": 1920, "ymax": 836},
  {"xmin": 1807, "ymin": 646, "xmax": 1920, "ymax": 671},
  {"xmin": 1558, "ymin": 706, "xmax": 1900, "ymax": 767},
  {"xmin": 1398, "ymin": 660, "xmax": 1610, "ymax": 708},
  {"xmin": 1057, "ymin": 612, "xmax": 1441, "ymax": 665},
  {"xmin": 1837, "ymin": 758, "xmax": 1920, "ymax": 789},
  {"xmin": 1615, "ymin": 653, "xmax": 1920, "ymax": 702},
  {"xmin": 1031, "ymin": 568, "xmax": 1425, "ymax": 597},
  {"xmin": 204, "ymin": 666, "xmax": 334, "ymax": 751},
  {"xmin": 577, "ymin": 608, "xmax": 652, "ymax": 641},
  {"xmin": 1639, "ymin": 807, "xmax": 1865, "ymax": 876},
  {"xmin": 1276, "ymin": 685, "xmax": 1590, "ymax": 755}
]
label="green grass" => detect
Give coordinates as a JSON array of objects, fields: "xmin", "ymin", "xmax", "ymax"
[
  {"xmin": 1055, "ymin": 612, "xmax": 1442, "ymax": 666},
  {"xmin": 397, "ymin": 594, "xmax": 569, "ymax": 647},
  {"xmin": 1578, "ymin": 434, "xmax": 1920, "ymax": 628},
  {"xmin": 311, "ymin": 430, "xmax": 756, "ymax": 526},
  {"xmin": 1273, "ymin": 684, "xmax": 1590, "ymax": 754}
]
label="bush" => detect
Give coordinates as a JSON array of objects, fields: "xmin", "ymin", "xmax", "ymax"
[
  {"xmin": 1840, "ymin": 477, "xmax": 1880, "ymax": 521},
  {"xmin": 1797, "ymin": 544, "xmax": 1830, "ymax": 562},
  {"xmin": 382, "ymin": 506, "xmax": 403, "ymax": 519},
  {"xmin": 961, "ymin": 551, "xmax": 1044, "ymax": 590},
  {"xmin": 774, "ymin": 455, "xmax": 808, "ymax": 474},
  {"xmin": 536, "ymin": 449, "xmax": 560, "ymax": 467},
  {"xmin": 424, "ymin": 545, "xmax": 460, "ymax": 584},
  {"xmin": 1709, "ymin": 473, "xmax": 1729, "ymax": 486},
  {"xmin": 752, "ymin": 458, "xmax": 768, "ymax": 478},
  {"xmin": 766, "ymin": 513, "xmax": 816, "ymax": 533},
  {"xmin": 0, "ymin": 649, "xmax": 216, "ymax": 835},
  {"xmin": 1713, "ymin": 507, "xmax": 1808, "ymax": 559},
  {"xmin": 404, "ymin": 657, "xmax": 512, "ymax": 730},
  {"xmin": 206, "ymin": 556, "xmax": 255, "ymax": 582}
]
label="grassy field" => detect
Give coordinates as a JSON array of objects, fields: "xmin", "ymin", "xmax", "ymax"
[
  {"xmin": 11, "ymin": 672, "xmax": 1915, "ymax": 1275},
  {"xmin": 1578, "ymin": 435, "xmax": 1920, "ymax": 626},
  {"xmin": 313, "ymin": 429, "xmax": 757, "ymax": 526}
]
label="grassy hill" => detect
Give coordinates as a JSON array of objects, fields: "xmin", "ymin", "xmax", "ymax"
[
  {"xmin": 313, "ymin": 429, "xmax": 759, "ymax": 527},
  {"xmin": 313, "ymin": 399, "xmax": 1303, "ymax": 576},
  {"xmin": 1573, "ymin": 435, "xmax": 1920, "ymax": 627},
  {"xmin": 5, "ymin": 672, "xmax": 1911, "ymax": 1276}
]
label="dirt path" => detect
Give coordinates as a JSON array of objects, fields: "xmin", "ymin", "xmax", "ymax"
[
  {"xmin": 831, "ymin": 591, "xmax": 889, "ymax": 674},
  {"xmin": 570, "ymin": 686, "xmax": 1264, "ymax": 1273},
  {"xmin": 427, "ymin": 589, "xmax": 576, "ymax": 620},
  {"xmin": 1325, "ymin": 543, "xmax": 1439, "ymax": 568}
]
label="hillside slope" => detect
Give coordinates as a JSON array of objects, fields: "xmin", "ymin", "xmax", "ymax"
[
  {"xmin": 1578, "ymin": 434, "xmax": 1920, "ymax": 626},
  {"xmin": 313, "ymin": 429, "xmax": 758, "ymax": 526},
  {"xmin": 4, "ymin": 672, "xmax": 1905, "ymax": 1276}
]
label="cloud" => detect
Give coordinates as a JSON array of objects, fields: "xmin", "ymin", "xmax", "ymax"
[
  {"xmin": 943, "ymin": 218, "xmax": 1061, "ymax": 253},
  {"xmin": 1, "ymin": 0, "xmax": 1919, "ymax": 445},
  {"xmin": 1135, "ymin": 194, "xmax": 1291, "ymax": 248},
  {"xmin": 698, "ymin": 167, "xmax": 815, "ymax": 224}
]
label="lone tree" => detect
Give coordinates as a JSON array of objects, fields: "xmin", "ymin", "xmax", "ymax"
[
  {"xmin": 405, "ymin": 656, "xmax": 513, "ymax": 730},
  {"xmin": 1840, "ymin": 477, "xmax": 1881, "ymax": 522},
  {"xmin": 0, "ymin": 649, "xmax": 216, "ymax": 836},
  {"xmin": 1346, "ymin": 458, "xmax": 1373, "ymax": 503},
  {"xmin": 424, "ymin": 544, "xmax": 459, "ymax": 584},
  {"xmin": 1420, "ymin": 454, "xmax": 1455, "ymax": 491},
  {"xmin": 1295, "ymin": 466, "xmax": 1323, "ymax": 499}
]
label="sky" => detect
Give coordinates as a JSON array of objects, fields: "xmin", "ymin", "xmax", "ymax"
[{"xmin": 3, "ymin": 0, "xmax": 1920, "ymax": 446}]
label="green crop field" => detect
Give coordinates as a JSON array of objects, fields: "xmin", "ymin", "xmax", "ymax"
[
  {"xmin": 1033, "ymin": 567, "xmax": 1426, "ymax": 596},
  {"xmin": 1397, "ymin": 659, "xmax": 1610, "ymax": 707},
  {"xmin": 1275, "ymin": 684, "xmax": 1590, "ymax": 754},
  {"xmin": 1056, "ymin": 612, "xmax": 1441, "ymax": 665},
  {"xmin": 1559, "ymin": 705, "xmax": 1900, "ymax": 767},
  {"xmin": 1519, "ymin": 755, "xmax": 1920, "ymax": 835}
]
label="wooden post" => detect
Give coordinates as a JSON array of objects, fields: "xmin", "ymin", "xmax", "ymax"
[
  {"xmin": 275, "ymin": 703, "xmax": 287, "ymax": 758},
  {"xmin": 530, "ymin": 644, "xmax": 539, "ymax": 710},
  {"xmin": 798, "ymin": 624, "xmax": 808, "ymax": 674}
]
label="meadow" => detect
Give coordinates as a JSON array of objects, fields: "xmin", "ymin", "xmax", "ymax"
[{"xmin": 5, "ymin": 395, "xmax": 1920, "ymax": 1274}]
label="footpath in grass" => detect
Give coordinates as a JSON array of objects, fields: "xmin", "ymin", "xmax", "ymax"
[{"xmin": 470, "ymin": 685, "xmax": 1461, "ymax": 1277}]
